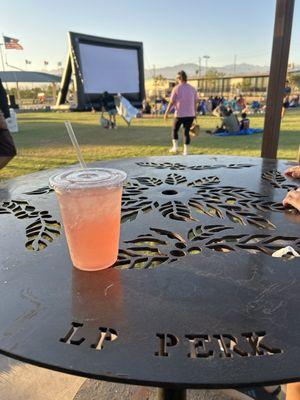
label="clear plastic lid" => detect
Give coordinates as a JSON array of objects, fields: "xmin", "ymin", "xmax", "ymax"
[{"xmin": 49, "ymin": 168, "xmax": 127, "ymax": 191}]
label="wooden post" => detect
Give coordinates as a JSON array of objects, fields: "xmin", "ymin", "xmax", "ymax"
[{"xmin": 261, "ymin": 0, "xmax": 295, "ymax": 159}]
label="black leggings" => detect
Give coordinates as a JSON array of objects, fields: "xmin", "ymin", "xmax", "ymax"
[{"xmin": 172, "ymin": 117, "xmax": 194, "ymax": 145}]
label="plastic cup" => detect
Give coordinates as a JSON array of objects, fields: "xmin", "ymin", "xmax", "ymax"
[{"xmin": 49, "ymin": 168, "xmax": 127, "ymax": 271}]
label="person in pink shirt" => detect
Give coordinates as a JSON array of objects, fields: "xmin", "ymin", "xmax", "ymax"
[{"xmin": 164, "ymin": 70, "xmax": 198, "ymax": 155}]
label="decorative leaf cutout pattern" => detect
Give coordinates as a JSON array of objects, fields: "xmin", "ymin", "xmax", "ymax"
[
  {"xmin": 123, "ymin": 181, "xmax": 149, "ymax": 195},
  {"xmin": 165, "ymin": 173, "xmax": 187, "ymax": 185},
  {"xmin": 205, "ymin": 234, "xmax": 300, "ymax": 257},
  {"xmin": 0, "ymin": 200, "xmax": 61, "ymax": 251},
  {"xmin": 24, "ymin": 186, "xmax": 54, "ymax": 195},
  {"xmin": 188, "ymin": 176, "xmax": 220, "ymax": 187},
  {"xmin": 134, "ymin": 177, "xmax": 163, "ymax": 186},
  {"xmin": 26, "ymin": 217, "xmax": 61, "ymax": 251},
  {"xmin": 121, "ymin": 172, "xmax": 286, "ymax": 227},
  {"xmin": 0, "ymin": 200, "xmax": 39, "ymax": 219},
  {"xmin": 115, "ymin": 225, "xmax": 300, "ymax": 270},
  {"xmin": 121, "ymin": 198, "xmax": 155, "ymax": 223},
  {"xmin": 159, "ymin": 201, "xmax": 196, "ymax": 222},
  {"xmin": 136, "ymin": 162, "xmax": 254, "ymax": 171},
  {"xmin": 189, "ymin": 186, "xmax": 280, "ymax": 229},
  {"xmin": 262, "ymin": 170, "xmax": 298, "ymax": 190},
  {"xmin": 188, "ymin": 225, "xmax": 233, "ymax": 241},
  {"xmin": 135, "ymin": 162, "xmax": 187, "ymax": 170},
  {"xmin": 115, "ymin": 227, "xmax": 188, "ymax": 269},
  {"xmin": 121, "ymin": 182, "xmax": 155, "ymax": 223},
  {"xmin": 150, "ymin": 228, "xmax": 186, "ymax": 243}
]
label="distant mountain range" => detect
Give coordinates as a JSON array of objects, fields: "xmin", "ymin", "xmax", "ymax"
[
  {"xmin": 45, "ymin": 62, "xmax": 299, "ymax": 80},
  {"xmin": 144, "ymin": 63, "xmax": 272, "ymax": 79}
]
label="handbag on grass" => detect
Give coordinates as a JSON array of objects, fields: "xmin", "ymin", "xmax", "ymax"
[
  {"xmin": 190, "ymin": 120, "xmax": 200, "ymax": 136},
  {"xmin": 100, "ymin": 113, "xmax": 110, "ymax": 129}
]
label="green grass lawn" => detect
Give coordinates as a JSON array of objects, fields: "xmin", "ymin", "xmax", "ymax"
[{"xmin": 1, "ymin": 108, "xmax": 299, "ymax": 181}]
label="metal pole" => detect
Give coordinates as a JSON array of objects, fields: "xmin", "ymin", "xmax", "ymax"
[
  {"xmin": 153, "ymin": 64, "xmax": 157, "ymax": 100},
  {"xmin": 198, "ymin": 57, "xmax": 201, "ymax": 78},
  {"xmin": 233, "ymin": 54, "xmax": 237, "ymax": 75},
  {"xmin": 205, "ymin": 59, "xmax": 208, "ymax": 94},
  {"xmin": 158, "ymin": 388, "xmax": 187, "ymax": 400},
  {"xmin": 203, "ymin": 55, "xmax": 210, "ymax": 94},
  {"xmin": 198, "ymin": 57, "xmax": 201, "ymax": 89},
  {"xmin": 261, "ymin": 0, "xmax": 295, "ymax": 159},
  {"xmin": 0, "ymin": 44, "xmax": 5, "ymax": 72},
  {"xmin": 0, "ymin": 42, "xmax": 9, "ymax": 92}
]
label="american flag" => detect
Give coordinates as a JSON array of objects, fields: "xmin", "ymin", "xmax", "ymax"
[{"xmin": 3, "ymin": 36, "xmax": 23, "ymax": 50}]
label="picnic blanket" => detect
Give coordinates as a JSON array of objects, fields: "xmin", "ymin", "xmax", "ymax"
[{"xmin": 215, "ymin": 128, "xmax": 263, "ymax": 137}]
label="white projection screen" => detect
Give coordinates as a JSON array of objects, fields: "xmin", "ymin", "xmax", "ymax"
[{"xmin": 79, "ymin": 43, "xmax": 140, "ymax": 94}]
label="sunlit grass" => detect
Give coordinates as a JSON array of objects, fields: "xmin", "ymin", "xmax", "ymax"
[{"xmin": 1, "ymin": 108, "xmax": 299, "ymax": 181}]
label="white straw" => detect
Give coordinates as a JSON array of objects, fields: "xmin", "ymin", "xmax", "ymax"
[{"xmin": 64, "ymin": 121, "xmax": 87, "ymax": 169}]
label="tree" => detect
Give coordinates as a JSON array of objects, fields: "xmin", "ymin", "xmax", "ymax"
[
  {"xmin": 204, "ymin": 68, "xmax": 225, "ymax": 79},
  {"xmin": 204, "ymin": 69, "xmax": 225, "ymax": 93},
  {"xmin": 288, "ymin": 73, "xmax": 300, "ymax": 90},
  {"xmin": 154, "ymin": 74, "xmax": 167, "ymax": 86}
]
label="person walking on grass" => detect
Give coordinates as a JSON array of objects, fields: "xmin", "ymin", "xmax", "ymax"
[
  {"xmin": 102, "ymin": 91, "xmax": 117, "ymax": 129},
  {"xmin": 0, "ymin": 78, "xmax": 17, "ymax": 170},
  {"xmin": 164, "ymin": 70, "xmax": 198, "ymax": 156}
]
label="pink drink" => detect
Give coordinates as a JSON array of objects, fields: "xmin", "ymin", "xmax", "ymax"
[{"xmin": 49, "ymin": 168, "xmax": 126, "ymax": 271}]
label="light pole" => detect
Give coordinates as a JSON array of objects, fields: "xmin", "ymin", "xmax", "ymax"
[
  {"xmin": 233, "ymin": 54, "xmax": 237, "ymax": 75},
  {"xmin": 153, "ymin": 64, "xmax": 157, "ymax": 100},
  {"xmin": 203, "ymin": 55, "xmax": 210, "ymax": 75},
  {"xmin": 203, "ymin": 55, "xmax": 210, "ymax": 94},
  {"xmin": 198, "ymin": 57, "xmax": 201, "ymax": 89},
  {"xmin": 0, "ymin": 43, "xmax": 5, "ymax": 72}
]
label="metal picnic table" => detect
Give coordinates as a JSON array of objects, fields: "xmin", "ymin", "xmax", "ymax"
[{"xmin": 0, "ymin": 155, "xmax": 299, "ymax": 400}]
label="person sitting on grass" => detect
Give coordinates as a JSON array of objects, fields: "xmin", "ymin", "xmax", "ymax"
[
  {"xmin": 282, "ymin": 80, "xmax": 292, "ymax": 119},
  {"xmin": 206, "ymin": 107, "xmax": 239, "ymax": 135},
  {"xmin": 251, "ymin": 100, "xmax": 261, "ymax": 113},
  {"xmin": 236, "ymin": 95, "xmax": 246, "ymax": 112},
  {"xmin": 239, "ymin": 112, "xmax": 250, "ymax": 131}
]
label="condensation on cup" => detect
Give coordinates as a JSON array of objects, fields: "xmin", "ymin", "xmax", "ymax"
[{"xmin": 49, "ymin": 168, "xmax": 127, "ymax": 271}]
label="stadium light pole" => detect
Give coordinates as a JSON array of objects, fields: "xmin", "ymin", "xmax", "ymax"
[
  {"xmin": 233, "ymin": 54, "xmax": 237, "ymax": 75},
  {"xmin": 203, "ymin": 55, "xmax": 210, "ymax": 94},
  {"xmin": 197, "ymin": 57, "xmax": 202, "ymax": 90},
  {"xmin": 261, "ymin": 0, "xmax": 295, "ymax": 159},
  {"xmin": 153, "ymin": 64, "xmax": 158, "ymax": 100},
  {"xmin": 203, "ymin": 55, "xmax": 210, "ymax": 76}
]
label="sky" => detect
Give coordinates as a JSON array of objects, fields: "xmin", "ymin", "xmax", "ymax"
[{"xmin": 1, "ymin": 0, "xmax": 300, "ymax": 72}]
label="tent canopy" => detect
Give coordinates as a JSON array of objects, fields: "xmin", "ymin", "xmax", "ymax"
[{"xmin": 0, "ymin": 71, "xmax": 60, "ymax": 83}]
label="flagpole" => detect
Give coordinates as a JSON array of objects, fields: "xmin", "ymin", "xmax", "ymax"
[
  {"xmin": 2, "ymin": 34, "xmax": 23, "ymax": 72},
  {"xmin": 0, "ymin": 44, "xmax": 5, "ymax": 72},
  {"xmin": 0, "ymin": 35, "xmax": 9, "ymax": 91},
  {"xmin": 0, "ymin": 34, "xmax": 6, "ymax": 72}
]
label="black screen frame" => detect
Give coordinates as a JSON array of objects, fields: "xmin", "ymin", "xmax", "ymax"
[{"xmin": 69, "ymin": 31, "xmax": 145, "ymax": 110}]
